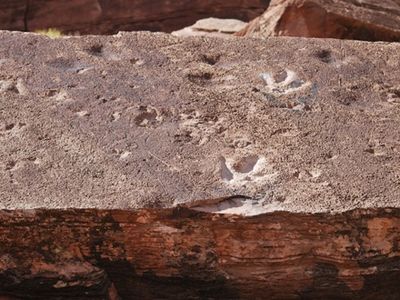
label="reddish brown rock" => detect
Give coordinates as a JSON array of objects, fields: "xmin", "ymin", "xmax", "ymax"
[
  {"xmin": 0, "ymin": 0, "xmax": 269, "ymax": 34},
  {"xmin": 27, "ymin": 0, "xmax": 103, "ymax": 33},
  {"xmin": 0, "ymin": 1, "xmax": 26, "ymax": 31},
  {"xmin": 238, "ymin": 0, "xmax": 400, "ymax": 42},
  {"xmin": 0, "ymin": 208, "xmax": 400, "ymax": 299}
]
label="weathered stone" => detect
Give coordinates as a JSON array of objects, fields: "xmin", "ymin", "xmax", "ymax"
[
  {"xmin": 1, "ymin": 31, "xmax": 400, "ymax": 298},
  {"xmin": 0, "ymin": 208, "xmax": 400, "ymax": 299},
  {"xmin": 191, "ymin": 18, "xmax": 248, "ymax": 33},
  {"xmin": 238, "ymin": 0, "xmax": 400, "ymax": 42},
  {"xmin": 2, "ymin": 31, "xmax": 400, "ymax": 213}
]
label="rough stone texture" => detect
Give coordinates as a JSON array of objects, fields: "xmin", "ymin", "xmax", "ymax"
[
  {"xmin": 238, "ymin": 0, "xmax": 400, "ymax": 42},
  {"xmin": 1, "ymin": 30, "xmax": 400, "ymax": 299},
  {"xmin": 2, "ymin": 31, "xmax": 400, "ymax": 213},
  {"xmin": 0, "ymin": 208, "xmax": 400, "ymax": 299},
  {"xmin": 0, "ymin": 0, "xmax": 269, "ymax": 34}
]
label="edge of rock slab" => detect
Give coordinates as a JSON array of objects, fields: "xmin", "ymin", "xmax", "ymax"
[{"xmin": 0, "ymin": 207, "xmax": 400, "ymax": 299}]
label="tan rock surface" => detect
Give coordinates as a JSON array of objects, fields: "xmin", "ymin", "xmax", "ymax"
[
  {"xmin": 172, "ymin": 18, "xmax": 248, "ymax": 38},
  {"xmin": 191, "ymin": 18, "xmax": 248, "ymax": 33},
  {"xmin": 238, "ymin": 0, "xmax": 400, "ymax": 42},
  {"xmin": 1, "ymin": 31, "xmax": 400, "ymax": 213}
]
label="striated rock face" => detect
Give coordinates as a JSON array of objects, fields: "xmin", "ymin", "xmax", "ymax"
[
  {"xmin": 1, "ymin": 31, "xmax": 400, "ymax": 298},
  {"xmin": 1, "ymin": 208, "xmax": 400, "ymax": 299},
  {"xmin": 0, "ymin": 0, "xmax": 269, "ymax": 34},
  {"xmin": 238, "ymin": 0, "xmax": 400, "ymax": 42}
]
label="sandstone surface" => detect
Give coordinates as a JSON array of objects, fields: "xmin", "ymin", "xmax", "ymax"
[
  {"xmin": 1, "ymin": 31, "xmax": 400, "ymax": 298},
  {"xmin": 1, "ymin": 31, "xmax": 400, "ymax": 213},
  {"xmin": 238, "ymin": 0, "xmax": 400, "ymax": 42}
]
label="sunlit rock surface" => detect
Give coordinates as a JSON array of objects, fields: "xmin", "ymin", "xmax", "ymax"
[{"xmin": 238, "ymin": 0, "xmax": 400, "ymax": 42}]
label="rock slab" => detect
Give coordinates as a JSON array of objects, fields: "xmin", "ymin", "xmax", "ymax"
[
  {"xmin": 1, "ymin": 31, "xmax": 400, "ymax": 213},
  {"xmin": 238, "ymin": 0, "xmax": 400, "ymax": 42},
  {"xmin": 172, "ymin": 18, "xmax": 248, "ymax": 38},
  {"xmin": 1, "ymin": 31, "xmax": 400, "ymax": 298}
]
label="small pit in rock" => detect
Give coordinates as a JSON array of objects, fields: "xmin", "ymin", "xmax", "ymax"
[
  {"xmin": 5, "ymin": 123, "xmax": 15, "ymax": 131},
  {"xmin": 200, "ymin": 53, "xmax": 221, "ymax": 65},
  {"xmin": 134, "ymin": 106, "xmax": 162, "ymax": 127},
  {"xmin": 87, "ymin": 44, "xmax": 104, "ymax": 56},
  {"xmin": 315, "ymin": 49, "xmax": 333, "ymax": 63},
  {"xmin": 232, "ymin": 155, "xmax": 259, "ymax": 174}
]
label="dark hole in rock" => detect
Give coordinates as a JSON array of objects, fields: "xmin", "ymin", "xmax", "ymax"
[
  {"xmin": 201, "ymin": 54, "xmax": 221, "ymax": 65},
  {"xmin": 275, "ymin": 70, "xmax": 288, "ymax": 84},
  {"xmin": 87, "ymin": 44, "xmax": 104, "ymax": 56},
  {"xmin": 134, "ymin": 107, "xmax": 159, "ymax": 127},
  {"xmin": 5, "ymin": 123, "xmax": 15, "ymax": 131},
  {"xmin": 187, "ymin": 72, "xmax": 213, "ymax": 85},
  {"xmin": 315, "ymin": 49, "xmax": 333, "ymax": 63}
]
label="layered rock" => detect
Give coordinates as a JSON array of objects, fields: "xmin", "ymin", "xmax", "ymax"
[
  {"xmin": 1, "ymin": 208, "xmax": 400, "ymax": 299},
  {"xmin": 1, "ymin": 31, "xmax": 400, "ymax": 297},
  {"xmin": 0, "ymin": 0, "xmax": 269, "ymax": 34},
  {"xmin": 238, "ymin": 0, "xmax": 400, "ymax": 42}
]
